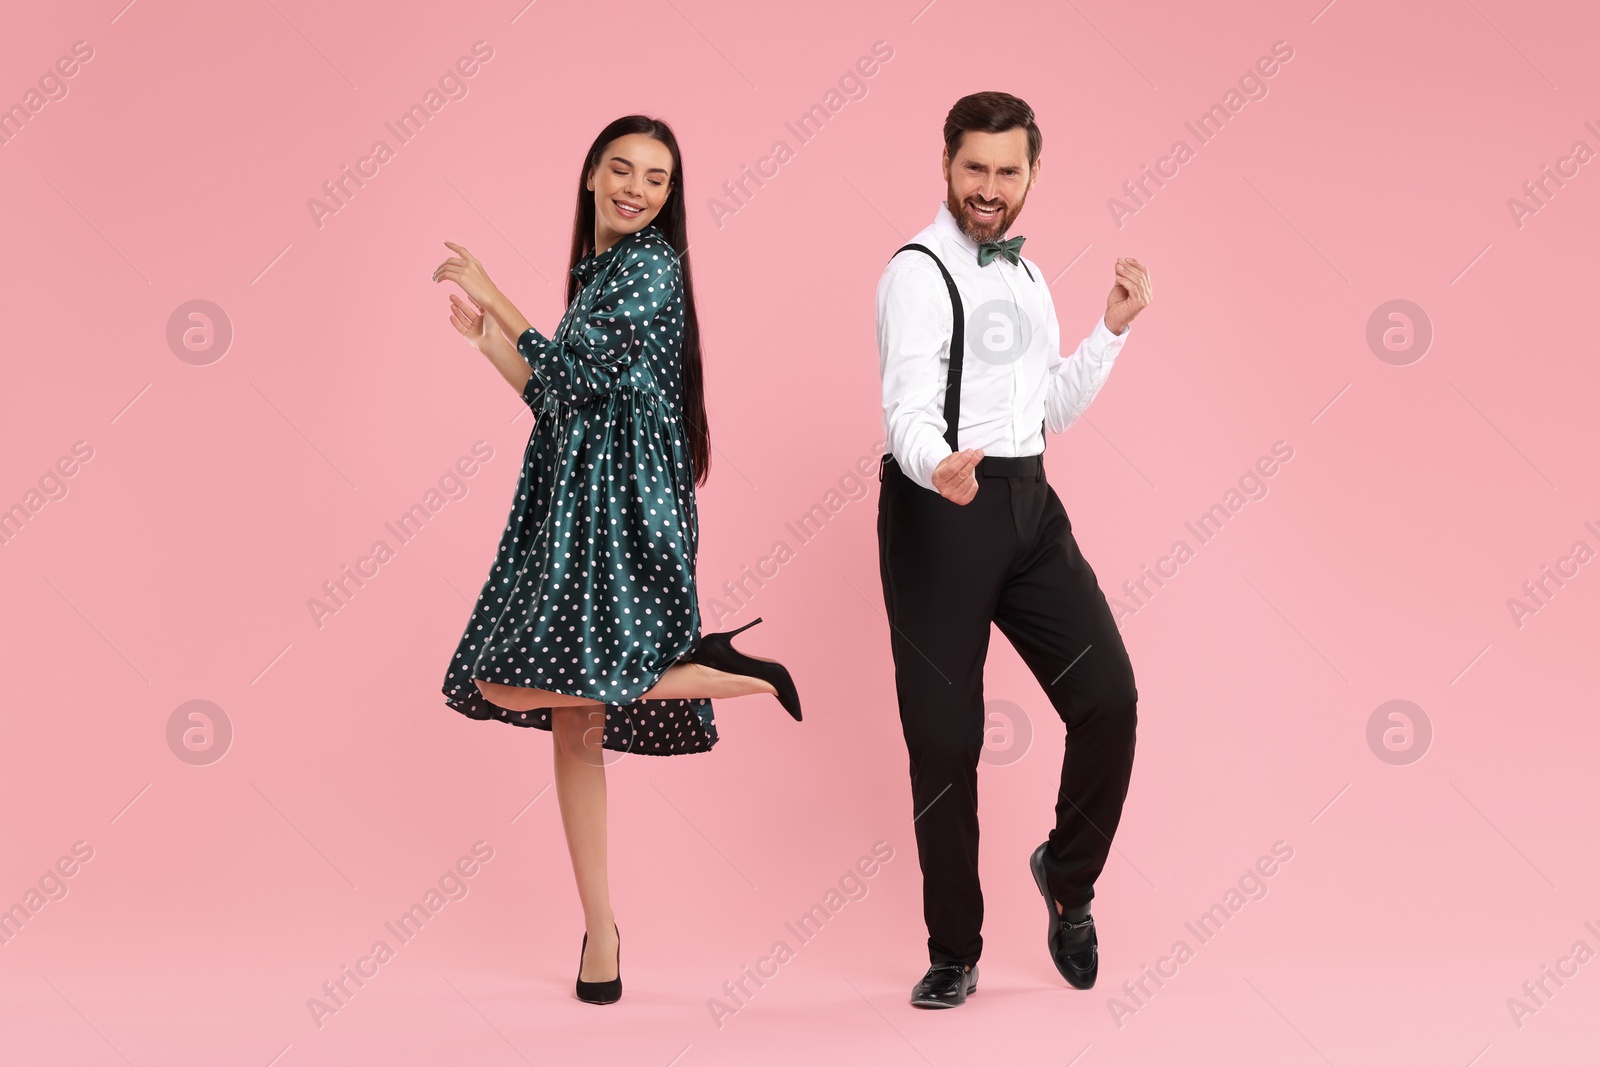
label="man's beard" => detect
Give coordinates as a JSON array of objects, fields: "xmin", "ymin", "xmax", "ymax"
[{"xmin": 947, "ymin": 188, "xmax": 1026, "ymax": 243}]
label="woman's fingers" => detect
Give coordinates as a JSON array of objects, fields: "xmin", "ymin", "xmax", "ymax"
[
  {"xmin": 448, "ymin": 293, "xmax": 484, "ymax": 338},
  {"xmin": 440, "ymin": 244, "xmax": 490, "ymax": 343}
]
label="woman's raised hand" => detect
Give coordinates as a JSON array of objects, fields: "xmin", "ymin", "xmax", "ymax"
[
  {"xmin": 433, "ymin": 241, "xmax": 502, "ymax": 312},
  {"xmin": 448, "ymin": 291, "xmax": 500, "ymax": 353}
]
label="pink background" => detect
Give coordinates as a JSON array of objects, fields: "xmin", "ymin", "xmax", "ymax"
[{"xmin": 3, "ymin": 0, "xmax": 1597, "ymax": 1063}]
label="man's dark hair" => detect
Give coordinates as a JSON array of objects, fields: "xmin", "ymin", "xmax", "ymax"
[{"xmin": 943, "ymin": 91, "xmax": 1042, "ymax": 169}]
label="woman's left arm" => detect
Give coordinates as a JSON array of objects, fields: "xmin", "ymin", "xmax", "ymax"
[{"xmin": 518, "ymin": 241, "xmax": 679, "ymax": 407}]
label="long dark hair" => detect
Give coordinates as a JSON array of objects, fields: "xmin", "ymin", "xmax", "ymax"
[{"xmin": 567, "ymin": 115, "xmax": 710, "ymax": 487}]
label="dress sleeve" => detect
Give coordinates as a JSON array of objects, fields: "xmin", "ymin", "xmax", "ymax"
[{"xmin": 516, "ymin": 239, "xmax": 680, "ymax": 409}]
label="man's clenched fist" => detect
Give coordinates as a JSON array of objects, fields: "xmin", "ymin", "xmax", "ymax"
[{"xmin": 932, "ymin": 448, "xmax": 985, "ymax": 504}]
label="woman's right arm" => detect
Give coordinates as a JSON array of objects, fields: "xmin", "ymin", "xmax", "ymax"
[
  {"xmin": 447, "ymin": 292, "xmax": 544, "ymax": 410},
  {"xmin": 479, "ymin": 328, "xmax": 533, "ymax": 397},
  {"xmin": 490, "ymin": 330, "xmax": 554, "ymax": 413}
]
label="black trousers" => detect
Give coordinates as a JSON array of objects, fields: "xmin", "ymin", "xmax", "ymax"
[{"xmin": 876, "ymin": 455, "xmax": 1138, "ymax": 967}]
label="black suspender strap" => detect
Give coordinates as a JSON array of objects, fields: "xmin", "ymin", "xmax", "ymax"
[
  {"xmin": 891, "ymin": 243, "xmax": 964, "ymax": 451},
  {"xmin": 881, "ymin": 241, "xmax": 1047, "ymax": 484}
]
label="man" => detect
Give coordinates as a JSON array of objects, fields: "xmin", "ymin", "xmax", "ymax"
[{"xmin": 875, "ymin": 91, "xmax": 1152, "ymax": 1008}]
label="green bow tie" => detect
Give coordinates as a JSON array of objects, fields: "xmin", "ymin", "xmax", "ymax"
[{"xmin": 977, "ymin": 235, "xmax": 1026, "ymax": 267}]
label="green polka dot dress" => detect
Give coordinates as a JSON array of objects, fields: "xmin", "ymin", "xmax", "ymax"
[{"xmin": 442, "ymin": 224, "xmax": 717, "ymax": 755}]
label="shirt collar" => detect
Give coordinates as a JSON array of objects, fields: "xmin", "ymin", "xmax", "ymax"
[{"xmin": 933, "ymin": 199, "xmax": 981, "ymax": 261}]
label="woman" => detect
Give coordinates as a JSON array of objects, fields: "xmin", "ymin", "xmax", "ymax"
[{"xmin": 434, "ymin": 115, "xmax": 800, "ymax": 1005}]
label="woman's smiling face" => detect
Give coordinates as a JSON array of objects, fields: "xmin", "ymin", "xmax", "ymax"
[{"xmin": 588, "ymin": 133, "xmax": 675, "ymax": 248}]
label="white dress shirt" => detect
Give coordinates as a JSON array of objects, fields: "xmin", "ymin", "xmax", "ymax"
[{"xmin": 876, "ymin": 200, "xmax": 1130, "ymax": 492}]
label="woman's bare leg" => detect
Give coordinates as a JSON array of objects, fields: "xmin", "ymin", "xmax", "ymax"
[
  {"xmin": 550, "ymin": 706, "xmax": 619, "ymax": 983},
  {"xmin": 637, "ymin": 662, "xmax": 777, "ymax": 700},
  {"xmin": 476, "ymin": 663, "xmax": 774, "ymax": 713}
]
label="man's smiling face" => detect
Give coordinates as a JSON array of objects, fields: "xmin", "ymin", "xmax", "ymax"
[{"xmin": 943, "ymin": 126, "xmax": 1039, "ymax": 244}]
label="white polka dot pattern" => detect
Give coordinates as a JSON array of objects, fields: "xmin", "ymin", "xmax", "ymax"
[{"xmin": 441, "ymin": 225, "xmax": 716, "ymax": 756}]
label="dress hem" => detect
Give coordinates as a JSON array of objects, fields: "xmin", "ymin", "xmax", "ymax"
[
  {"xmin": 465, "ymin": 648, "xmax": 691, "ymax": 709},
  {"xmin": 442, "ymin": 693, "xmax": 719, "ymax": 755}
]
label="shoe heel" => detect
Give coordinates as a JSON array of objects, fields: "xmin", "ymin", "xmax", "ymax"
[
  {"xmin": 725, "ymin": 616, "xmax": 763, "ymax": 638},
  {"xmin": 686, "ymin": 618, "xmax": 801, "ymax": 722}
]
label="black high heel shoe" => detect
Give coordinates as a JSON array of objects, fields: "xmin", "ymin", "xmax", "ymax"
[
  {"xmin": 575, "ymin": 924, "xmax": 621, "ymax": 1005},
  {"xmin": 683, "ymin": 617, "xmax": 802, "ymax": 721}
]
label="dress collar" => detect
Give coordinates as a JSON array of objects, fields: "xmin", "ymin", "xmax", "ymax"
[{"xmin": 572, "ymin": 226, "xmax": 648, "ymax": 284}]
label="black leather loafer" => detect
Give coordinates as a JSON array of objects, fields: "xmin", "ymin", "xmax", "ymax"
[
  {"xmin": 910, "ymin": 962, "xmax": 978, "ymax": 1008},
  {"xmin": 1030, "ymin": 842, "xmax": 1098, "ymax": 989}
]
